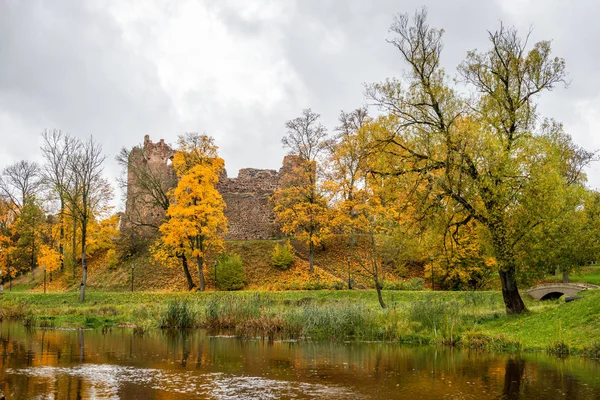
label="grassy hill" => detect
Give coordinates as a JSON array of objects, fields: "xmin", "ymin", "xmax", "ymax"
[{"xmin": 10, "ymin": 237, "xmax": 403, "ymax": 293}]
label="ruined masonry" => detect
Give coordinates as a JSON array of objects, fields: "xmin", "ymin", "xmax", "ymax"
[{"xmin": 124, "ymin": 135, "xmax": 299, "ymax": 240}]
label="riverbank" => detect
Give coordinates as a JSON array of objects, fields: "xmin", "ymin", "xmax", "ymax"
[{"xmin": 1, "ymin": 289, "xmax": 599, "ymax": 357}]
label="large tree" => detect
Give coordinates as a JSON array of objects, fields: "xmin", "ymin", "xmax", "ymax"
[
  {"xmin": 41, "ymin": 130, "xmax": 79, "ymax": 272},
  {"xmin": 274, "ymin": 109, "xmax": 330, "ymax": 273},
  {"xmin": 58, "ymin": 136, "xmax": 111, "ymax": 302},
  {"xmin": 0, "ymin": 160, "xmax": 41, "ymax": 211},
  {"xmin": 153, "ymin": 133, "xmax": 227, "ymax": 291},
  {"xmin": 367, "ymin": 9, "xmax": 592, "ymax": 314}
]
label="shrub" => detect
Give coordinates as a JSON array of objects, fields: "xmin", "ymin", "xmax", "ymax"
[
  {"xmin": 105, "ymin": 249, "xmax": 119, "ymax": 269},
  {"xmin": 302, "ymin": 281, "xmax": 330, "ymax": 290},
  {"xmin": 384, "ymin": 278, "xmax": 425, "ymax": 291},
  {"xmin": 272, "ymin": 240, "xmax": 295, "ymax": 270},
  {"xmin": 547, "ymin": 340, "xmax": 570, "ymax": 357},
  {"xmin": 331, "ymin": 281, "xmax": 345, "ymax": 290},
  {"xmin": 159, "ymin": 300, "xmax": 197, "ymax": 329},
  {"xmin": 213, "ymin": 253, "xmax": 245, "ymax": 291}
]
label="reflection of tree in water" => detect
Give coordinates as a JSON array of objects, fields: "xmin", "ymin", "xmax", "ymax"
[
  {"xmin": 502, "ymin": 358, "xmax": 525, "ymax": 399},
  {"xmin": 163, "ymin": 330, "xmax": 191, "ymax": 367},
  {"xmin": 3, "ymin": 324, "xmax": 600, "ymax": 399}
]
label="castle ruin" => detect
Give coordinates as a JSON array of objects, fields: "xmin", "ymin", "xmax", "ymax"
[{"xmin": 123, "ymin": 135, "xmax": 297, "ymax": 240}]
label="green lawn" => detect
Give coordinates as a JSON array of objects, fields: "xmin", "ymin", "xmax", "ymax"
[
  {"xmin": 545, "ymin": 266, "xmax": 600, "ymax": 286},
  {"xmin": 569, "ymin": 266, "xmax": 600, "ymax": 285},
  {"xmin": 480, "ymin": 290, "xmax": 600, "ymax": 351}
]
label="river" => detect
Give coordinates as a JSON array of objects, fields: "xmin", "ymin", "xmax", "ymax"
[{"xmin": 1, "ymin": 322, "xmax": 599, "ymax": 399}]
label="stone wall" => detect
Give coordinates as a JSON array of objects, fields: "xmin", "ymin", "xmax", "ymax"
[
  {"xmin": 122, "ymin": 135, "xmax": 176, "ymax": 236},
  {"xmin": 123, "ymin": 135, "xmax": 298, "ymax": 240}
]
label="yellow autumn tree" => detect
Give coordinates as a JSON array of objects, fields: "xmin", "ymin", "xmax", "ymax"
[
  {"xmin": 273, "ymin": 109, "xmax": 330, "ymax": 274},
  {"xmin": 86, "ymin": 213, "xmax": 120, "ymax": 257},
  {"xmin": 0, "ymin": 234, "xmax": 13, "ymax": 283},
  {"xmin": 37, "ymin": 244, "xmax": 62, "ymax": 274},
  {"xmin": 273, "ymin": 159, "xmax": 330, "ymax": 274},
  {"xmin": 153, "ymin": 133, "xmax": 227, "ymax": 291}
]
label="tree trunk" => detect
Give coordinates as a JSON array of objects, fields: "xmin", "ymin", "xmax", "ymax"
[
  {"xmin": 490, "ymin": 222, "xmax": 527, "ymax": 314},
  {"xmin": 79, "ymin": 222, "xmax": 87, "ymax": 303},
  {"xmin": 195, "ymin": 236, "xmax": 205, "ymax": 291},
  {"xmin": 59, "ymin": 198, "xmax": 65, "ymax": 271},
  {"xmin": 309, "ymin": 240, "xmax": 314, "ymax": 273},
  {"xmin": 375, "ymin": 280, "xmax": 386, "ymax": 309},
  {"xmin": 179, "ymin": 254, "xmax": 196, "ymax": 291},
  {"xmin": 30, "ymin": 234, "xmax": 35, "ymax": 280},
  {"xmin": 72, "ymin": 216, "xmax": 77, "ymax": 278},
  {"xmin": 562, "ymin": 269, "xmax": 570, "ymax": 283},
  {"xmin": 498, "ymin": 269, "xmax": 526, "ymax": 314},
  {"xmin": 371, "ymin": 231, "xmax": 386, "ymax": 309},
  {"xmin": 196, "ymin": 255, "xmax": 205, "ymax": 291}
]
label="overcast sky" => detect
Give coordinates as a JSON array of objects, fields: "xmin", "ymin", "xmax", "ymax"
[{"xmin": 1, "ymin": 0, "xmax": 599, "ymax": 210}]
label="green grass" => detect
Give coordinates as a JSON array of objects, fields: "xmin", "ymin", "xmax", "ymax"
[
  {"xmin": 544, "ymin": 266, "xmax": 600, "ymax": 286},
  {"xmin": 1, "ymin": 289, "xmax": 599, "ymax": 355},
  {"xmin": 568, "ymin": 266, "xmax": 600, "ymax": 285},
  {"xmin": 480, "ymin": 290, "xmax": 600, "ymax": 353}
]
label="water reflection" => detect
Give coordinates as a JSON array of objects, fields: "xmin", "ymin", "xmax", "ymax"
[
  {"xmin": 0, "ymin": 322, "xmax": 599, "ymax": 399},
  {"xmin": 502, "ymin": 358, "xmax": 525, "ymax": 399}
]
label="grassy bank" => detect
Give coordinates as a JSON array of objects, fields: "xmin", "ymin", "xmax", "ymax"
[
  {"xmin": 1, "ymin": 289, "xmax": 599, "ymax": 356},
  {"xmin": 10, "ymin": 237, "xmax": 405, "ymax": 294},
  {"xmin": 545, "ymin": 266, "xmax": 600, "ymax": 286}
]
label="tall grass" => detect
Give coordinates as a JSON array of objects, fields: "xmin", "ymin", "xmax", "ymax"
[
  {"xmin": 205, "ymin": 293, "xmax": 282, "ymax": 338},
  {"xmin": 159, "ymin": 300, "xmax": 197, "ymax": 329},
  {"xmin": 408, "ymin": 296, "xmax": 460, "ymax": 343},
  {"xmin": 285, "ymin": 302, "xmax": 378, "ymax": 340}
]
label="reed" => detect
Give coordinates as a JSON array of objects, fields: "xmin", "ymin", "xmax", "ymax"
[{"xmin": 159, "ymin": 300, "xmax": 197, "ymax": 329}]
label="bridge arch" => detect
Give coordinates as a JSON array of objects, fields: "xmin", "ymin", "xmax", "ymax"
[
  {"xmin": 526, "ymin": 283, "xmax": 599, "ymax": 301},
  {"xmin": 539, "ymin": 291, "xmax": 564, "ymax": 301}
]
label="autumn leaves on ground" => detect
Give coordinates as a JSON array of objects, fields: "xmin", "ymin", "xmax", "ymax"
[{"xmin": 1, "ymin": 9, "xmax": 600, "ymax": 355}]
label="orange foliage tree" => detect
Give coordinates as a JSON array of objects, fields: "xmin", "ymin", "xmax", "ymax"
[
  {"xmin": 153, "ymin": 134, "xmax": 227, "ymax": 291},
  {"xmin": 37, "ymin": 244, "xmax": 62, "ymax": 275},
  {"xmin": 274, "ymin": 109, "xmax": 330, "ymax": 274}
]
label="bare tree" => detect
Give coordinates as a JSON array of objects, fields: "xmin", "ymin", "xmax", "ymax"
[
  {"xmin": 0, "ymin": 160, "xmax": 42, "ymax": 210},
  {"xmin": 282, "ymin": 108, "xmax": 328, "ymax": 162},
  {"xmin": 327, "ymin": 108, "xmax": 372, "ymax": 204},
  {"xmin": 59, "ymin": 136, "xmax": 111, "ymax": 302},
  {"xmin": 41, "ymin": 130, "xmax": 79, "ymax": 271}
]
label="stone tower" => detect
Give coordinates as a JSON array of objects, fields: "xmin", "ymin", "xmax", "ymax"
[{"xmin": 121, "ymin": 135, "xmax": 176, "ymax": 236}]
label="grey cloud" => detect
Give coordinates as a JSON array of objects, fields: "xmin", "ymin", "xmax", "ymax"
[
  {"xmin": 1, "ymin": 0, "xmax": 598, "ymax": 208},
  {"xmin": 0, "ymin": 0, "xmax": 179, "ymax": 205}
]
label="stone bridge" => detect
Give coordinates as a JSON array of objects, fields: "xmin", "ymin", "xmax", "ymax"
[{"xmin": 526, "ymin": 283, "xmax": 599, "ymax": 301}]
